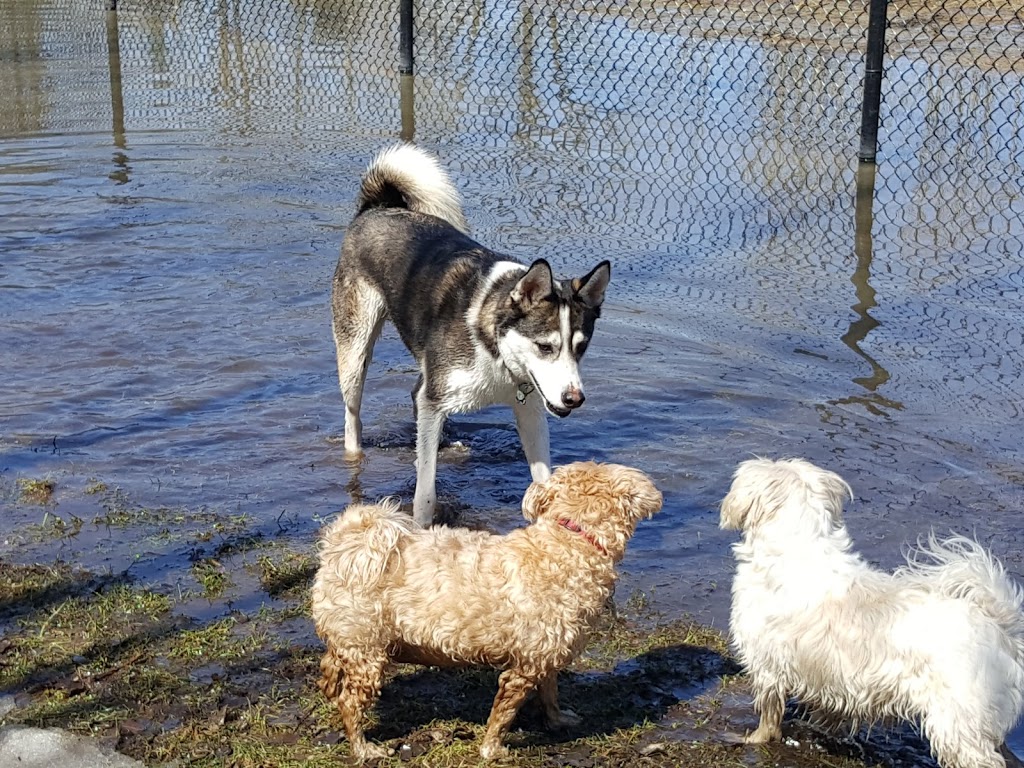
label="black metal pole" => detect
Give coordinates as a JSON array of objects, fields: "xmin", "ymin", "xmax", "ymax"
[
  {"xmin": 399, "ymin": 0, "xmax": 413, "ymax": 75},
  {"xmin": 858, "ymin": 0, "xmax": 889, "ymax": 163},
  {"xmin": 106, "ymin": 5, "xmax": 125, "ymax": 149}
]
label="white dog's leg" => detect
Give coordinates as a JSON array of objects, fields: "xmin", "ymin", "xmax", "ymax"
[
  {"xmin": 746, "ymin": 684, "xmax": 785, "ymax": 744},
  {"xmin": 513, "ymin": 398, "xmax": 551, "ymax": 482},
  {"xmin": 927, "ymin": 710, "xmax": 1007, "ymax": 768},
  {"xmin": 480, "ymin": 668, "xmax": 538, "ymax": 760},
  {"xmin": 538, "ymin": 671, "xmax": 580, "ymax": 729},
  {"xmin": 413, "ymin": 396, "xmax": 445, "ymax": 526}
]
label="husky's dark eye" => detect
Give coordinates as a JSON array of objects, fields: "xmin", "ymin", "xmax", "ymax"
[{"xmin": 536, "ymin": 342, "xmax": 555, "ymax": 355}]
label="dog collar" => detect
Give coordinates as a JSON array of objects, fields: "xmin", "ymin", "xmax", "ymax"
[
  {"xmin": 515, "ymin": 381, "xmax": 535, "ymax": 403},
  {"xmin": 557, "ymin": 518, "xmax": 608, "ymax": 556}
]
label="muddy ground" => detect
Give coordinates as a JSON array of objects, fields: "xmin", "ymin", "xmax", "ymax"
[{"xmin": 0, "ymin": 474, "xmax": 943, "ymax": 768}]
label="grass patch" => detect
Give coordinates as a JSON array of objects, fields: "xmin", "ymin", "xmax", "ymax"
[
  {"xmin": 84, "ymin": 480, "xmax": 109, "ymax": 495},
  {"xmin": 192, "ymin": 560, "xmax": 231, "ymax": 599},
  {"xmin": 166, "ymin": 617, "xmax": 268, "ymax": 662},
  {"xmin": 17, "ymin": 477, "xmax": 55, "ymax": 505},
  {"xmin": 576, "ymin": 610, "xmax": 729, "ymax": 673},
  {"xmin": 251, "ymin": 550, "xmax": 317, "ymax": 598},
  {"xmin": 25, "ymin": 511, "xmax": 83, "ymax": 541},
  {"xmin": 88, "ymin": 484, "xmax": 250, "ymax": 541}
]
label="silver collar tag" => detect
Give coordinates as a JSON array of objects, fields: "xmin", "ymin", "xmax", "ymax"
[{"xmin": 516, "ymin": 381, "xmax": 535, "ymax": 403}]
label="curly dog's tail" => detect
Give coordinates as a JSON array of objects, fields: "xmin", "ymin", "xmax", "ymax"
[{"xmin": 316, "ymin": 498, "xmax": 415, "ymax": 590}]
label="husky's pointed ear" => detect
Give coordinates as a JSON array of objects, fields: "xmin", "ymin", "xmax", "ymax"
[
  {"xmin": 511, "ymin": 260, "xmax": 554, "ymax": 307},
  {"xmin": 573, "ymin": 261, "xmax": 610, "ymax": 309}
]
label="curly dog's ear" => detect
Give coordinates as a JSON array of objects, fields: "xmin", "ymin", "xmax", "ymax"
[
  {"xmin": 624, "ymin": 475, "xmax": 663, "ymax": 520},
  {"xmin": 521, "ymin": 477, "xmax": 556, "ymax": 522},
  {"xmin": 612, "ymin": 466, "xmax": 663, "ymax": 521}
]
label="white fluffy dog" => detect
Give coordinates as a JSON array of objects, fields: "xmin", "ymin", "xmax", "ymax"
[
  {"xmin": 311, "ymin": 461, "xmax": 663, "ymax": 761},
  {"xmin": 720, "ymin": 457, "xmax": 1024, "ymax": 768}
]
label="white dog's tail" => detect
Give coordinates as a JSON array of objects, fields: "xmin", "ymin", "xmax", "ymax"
[
  {"xmin": 355, "ymin": 143, "xmax": 470, "ymax": 234},
  {"xmin": 900, "ymin": 534, "xmax": 1024, "ymax": 657},
  {"xmin": 317, "ymin": 499, "xmax": 415, "ymax": 589}
]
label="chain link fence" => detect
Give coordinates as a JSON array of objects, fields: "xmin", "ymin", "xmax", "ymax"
[
  {"xmin": 88, "ymin": 0, "xmax": 1018, "ymax": 255},
  {"xmin": 5, "ymin": 0, "xmax": 1021, "ymax": 273}
]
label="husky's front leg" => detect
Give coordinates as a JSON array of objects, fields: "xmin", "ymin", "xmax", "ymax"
[
  {"xmin": 513, "ymin": 398, "xmax": 551, "ymax": 482},
  {"xmin": 413, "ymin": 394, "xmax": 446, "ymax": 526}
]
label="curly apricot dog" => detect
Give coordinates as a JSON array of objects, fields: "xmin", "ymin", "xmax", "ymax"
[{"xmin": 311, "ymin": 461, "xmax": 662, "ymax": 760}]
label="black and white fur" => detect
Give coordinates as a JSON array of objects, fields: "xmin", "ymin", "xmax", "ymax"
[{"xmin": 331, "ymin": 144, "xmax": 611, "ymax": 526}]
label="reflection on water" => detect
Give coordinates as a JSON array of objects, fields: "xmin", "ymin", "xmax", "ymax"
[
  {"xmin": 2, "ymin": 1, "xmax": 1024, "ymax": 756},
  {"xmin": 834, "ymin": 163, "xmax": 902, "ymax": 416},
  {"xmin": 400, "ymin": 72, "xmax": 414, "ymax": 142}
]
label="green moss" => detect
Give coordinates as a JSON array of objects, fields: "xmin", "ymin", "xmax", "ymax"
[
  {"xmin": 251, "ymin": 550, "xmax": 317, "ymax": 598},
  {"xmin": 192, "ymin": 560, "xmax": 231, "ymax": 599},
  {"xmin": 17, "ymin": 477, "xmax": 55, "ymax": 505}
]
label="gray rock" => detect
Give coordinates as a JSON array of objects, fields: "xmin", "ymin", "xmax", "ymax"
[{"xmin": 0, "ymin": 725, "xmax": 145, "ymax": 768}]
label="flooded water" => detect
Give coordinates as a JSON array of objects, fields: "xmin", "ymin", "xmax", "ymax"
[{"xmin": 2, "ymin": 0, "xmax": 1024, "ymax": 759}]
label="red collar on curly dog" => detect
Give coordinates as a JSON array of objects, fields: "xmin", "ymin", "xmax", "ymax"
[{"xmin": 558, "ymin": 517, "xmax": 608, "ymax": 556}]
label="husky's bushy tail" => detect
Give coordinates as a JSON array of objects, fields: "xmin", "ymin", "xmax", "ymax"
[
  {"xmin": 900, "ymin": 533, "xmax": 1024, "ymax": 659},
  {"xmin": 356, "ymin": 143, "xmax": 469, "ymax": 234},
  {"xmin": 316, "ymin": 499, "xmax": 415, "ymax": 591}
]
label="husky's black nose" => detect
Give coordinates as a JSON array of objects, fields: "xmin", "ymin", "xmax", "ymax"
[{"xmin": 562, "ymin": 388, "xmax": 585, "ymax": 409}]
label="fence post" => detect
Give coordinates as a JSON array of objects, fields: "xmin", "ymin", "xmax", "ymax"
[
  {"xmin": 858, "ymin": 0, "xmax": 889, "ymax": 163},
  {"xmin": 106, "ymin": 1, "xmax": 126, "ymax": 149},
  {"xmin": 400, "ymin": 74, "xmax": 415, "ymax": 141},
  {"xmin": 399, "ymin": 0, "xmax": 413, "ymax": 75}
]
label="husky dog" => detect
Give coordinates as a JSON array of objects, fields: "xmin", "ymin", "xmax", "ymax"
[{"xmin": 331, "ymin": 144, "xmax": 611, "ymax": 525}]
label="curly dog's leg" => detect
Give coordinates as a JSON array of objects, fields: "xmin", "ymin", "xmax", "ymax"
[
  {"xmin": 538, "ymin": 670, "xmax": 579, "ymax": 729},
  {"xmin": 319, "ymin": 646, "xmax": 390, "ymax": 762},
  {"xmin": 479, "ymin": 669, "xmax": 538, "ymax": 760}
]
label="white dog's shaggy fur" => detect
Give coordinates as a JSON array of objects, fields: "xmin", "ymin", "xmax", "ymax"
[
  {"xmin": 311, "ymin": 461, "xmax": 662, "ymax": 761},
  {"xmin": 720, "ymin": 457, "xmax": 1024, "ymax": 768}
]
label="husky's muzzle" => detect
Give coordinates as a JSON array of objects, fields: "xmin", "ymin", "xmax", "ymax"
[{"xmin": 534, "ymin": 379, "xmax": 585, "ymax": 418}]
